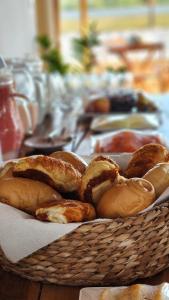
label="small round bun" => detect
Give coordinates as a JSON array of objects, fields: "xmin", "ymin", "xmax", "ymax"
[
  {"xmin": 125, "ymin": 143, "xmax": 169, "ymax": 178},
  {"xmin": 97, "ymin": 178, "xmax": 155, "ymax": 218},
  {"xmin": 49, "ymin": 151, "xmax": 87, "ymax": 174}
]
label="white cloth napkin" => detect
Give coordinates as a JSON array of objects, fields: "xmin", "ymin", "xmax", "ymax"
[{"xmin": 0, "ymin": 203, "xmax": 81, "ymax": 263}]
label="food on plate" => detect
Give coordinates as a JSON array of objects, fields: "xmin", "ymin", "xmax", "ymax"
[
  {"xmin": 0, "ymin": 177, "xmax": 62, "ymax": 214},
  {"xmin": 13, "ymin": 155, "xmax": 82, "ymax": 193},
  {"xmin": 94, "ymin": 130, "xmax": 164, "ymax": 153},
  {"xmin": 97, "ymin": 178, "xmax": 155, "ymax": 218},
  {"xmin": 36, "ymin": 199, "xmax": 96, "ymax": 223},
  {"xmin": 125, "ymin": 144, "xmax": 169, "ymax": 178},
  {"xmin": 91, "ymin": 113, "xmax": 159, "ymax": 132},
  {"xmin": 85, "ymin": 89, "xmax": 158, "ymax": 114},
  {"xmin": 85, "ymin": 96, "xmax": 110, "ymax": 113},
  {"xmin": 137, "ymin": 91, "xmax": 158, "ymax": 112},
  {"xmin": 50, "ymin": 151, "xmax": 87, "ymax": 175},
  {"xmin": 80, "ymin": 155, "xmax": 124, "ymax": 204},
  {"xmin": 100, "ymin": 283, "xmax": 169, "ymax": 300},
  {"xmin": 143, "ymin": 163, "xmax": 169, "ymax": 197}
]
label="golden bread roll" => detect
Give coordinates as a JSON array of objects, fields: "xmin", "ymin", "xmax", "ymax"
[
  {"xmin": 143, "ymin": 162, "xmax": 169, "ymax": 197},
  {"xmin": 80, "ymin": 155, "xmax": 121, "ymax": 204},
  {"xmin": 36, "ymin": 199, "xmax": 96, "ymax": 223},
  {"xmin": 49, "ymin": 151, "xmax": 87, "ymax": 174},
  {"xmin": 0, "ymin": 177, "xmax": 62, "ymax": 214},
  {"xmin": 97, "ymin": 178, "xmax": 155, "ymax": 218},
  {"xmin": 125, "ymin": 143, "xmax": 169, "ymax": 178},
  {"xmin": 13, "ymin": 155, "xmax": 81, "ymax": 193}
]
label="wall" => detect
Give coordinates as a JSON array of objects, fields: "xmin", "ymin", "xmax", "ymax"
[{"xmin": 0, "ymin": 0, "xmax": 37, "ymax": 58}]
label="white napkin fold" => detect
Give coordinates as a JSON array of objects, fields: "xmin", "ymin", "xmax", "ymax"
[{"xmin": 0, "ymin": 203, "xmax": 81, "ymax": 263}]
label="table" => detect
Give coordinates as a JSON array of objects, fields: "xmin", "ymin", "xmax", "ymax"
[
  {"xmin": 1, "ymin": 267, "xmax": 169, "ymax": 300},
  {"xmin": 107, "ymin": 42, "xmax": 164, "ymax": 71}
]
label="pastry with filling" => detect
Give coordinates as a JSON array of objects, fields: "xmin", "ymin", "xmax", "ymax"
[
  {"xmin": 36, "ymin": 199, "xmax": 96, "ymax": 223},
  {"xmin": 80, "ymin": 155, "xmax": 122, "ymax": 204},
  {"xmin": 49, "ymin": 151, "xmax": 87, "ymax": 175},
  {"xmin": 13, "ymin": 155, "xmax": 82, "ymax": 193}
]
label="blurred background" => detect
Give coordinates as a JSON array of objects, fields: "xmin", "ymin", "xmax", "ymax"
[{"xmin": 1, "ymin": 0, "xmax": 169, "ymax": 160}]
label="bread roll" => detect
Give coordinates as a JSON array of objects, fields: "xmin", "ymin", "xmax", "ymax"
[
  {"xmin": 36, "ymin": 199, "xmax": 96, "ymax": 223},
  {"xmin": 143, "ymin": 163, "xmax": 169, "ymax": 197},
  {"xmin": 125, "ymin": 143, "xmax": 169, "ymax": 178},
  {"xmin": 80, "ymin": 155, "xmax": 120, "ymax": 204},
  {"xmin": 97, "ymin": 178, "xmax": 155, "ymax": 218},
  {"xmin": 0, "ymin": 177, "xmax": 62, "ymax": 214},
  {"xmin": 49, "ymin": 151, "xmax": 87, "ymax": 174},
  {"xmin": 13, "ymin": 155, "xmax": 81, "ymax": 193}
]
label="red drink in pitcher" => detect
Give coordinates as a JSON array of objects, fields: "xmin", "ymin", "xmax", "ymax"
[{"xmin": 0, "ymin": 69, "xmax": 24, "ymax": 159}]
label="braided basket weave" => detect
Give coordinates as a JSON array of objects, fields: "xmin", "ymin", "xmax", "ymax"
[{"xmin": 0, "ymin": 201, "xmax": 169, "ymax": 286}]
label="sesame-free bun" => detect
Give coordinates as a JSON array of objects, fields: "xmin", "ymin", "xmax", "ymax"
[
  {"xmin": 0, "ymin": 177, "xmax": 62, "ymax": 214},
  {"xmin": 97, "ymin": 178, "xmax": 155, "ymax": 218}
]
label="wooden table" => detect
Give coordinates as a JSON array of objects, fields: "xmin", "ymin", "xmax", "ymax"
[
  {"xmin": 1, "ymin": 267, "xmax": 169, "ymax": 300},
  {"xmin": 107, "ymin": 42, "xmax": 164, "ymax": 71}
]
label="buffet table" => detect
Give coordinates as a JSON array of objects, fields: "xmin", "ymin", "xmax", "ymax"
[{"xmin": 1, "ymin": 267, "xmax": 169, "ymax": 300}]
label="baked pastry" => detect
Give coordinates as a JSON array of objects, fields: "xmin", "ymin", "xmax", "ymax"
[
  {"xmin": 0, "ymin": 177, "xmax": 62, "ymax": 214},
  {"xmin": 143, "ymin": 163, "xmax": 169, "ymax": 197},
  {"xmin": 0, "ymin": 161, "xmax": 15, "ymax": 179},
  {"xmin": 80, "ymin": 155, "xmax": 121, "ymax": 204},
  {"xmin": 13, "ymin": 155, "xmax": 82, "ymax": 193},
  {"xmin": 49, "ymin": 151, "xmax": 87, "ymax": 174},
  {"xmin": 97, "ymin": 178, "xmax": 155, "ymax": 218},
  {"xmin": 100, "ymin": 283, "xmax": 169, "ymax": 300},
  {"xmin": 125, "ymin": 144, "xmax": 169, "ymax": 178},
  {"xmin": 36, "ymin": 199, "xmax": 96, "ymax": 223}
]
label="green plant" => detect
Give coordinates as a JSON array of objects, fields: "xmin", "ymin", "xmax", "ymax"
[
  {"xmin": 72, "ymin": 23, "xmax": 100, "ymax": 72},
  {"xmin": 36, "ymin": 35, "xmax": 69, "ymax": 75}
]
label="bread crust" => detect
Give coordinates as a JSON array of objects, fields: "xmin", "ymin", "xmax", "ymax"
[
  {"xmin": 80, "ymin": 155, "xmax": 120, "ymax": 204},
  {"xmin": 13, "ymin": 155, "xmax": 82, "ymax": 193},
  {"xmin": 0, "ymin": 177, "xmax": 62, "ymax": 214},
  {"xmin": 36, "ymin": 199, "xmax": 96, "ymax": 223},
  {"xmin": 125, "ymin": 144, "xmax": 169, "ymax": 178},
  {"xmin": 49, "ymin": 151, "xmax": 87, "ymax": 174}
]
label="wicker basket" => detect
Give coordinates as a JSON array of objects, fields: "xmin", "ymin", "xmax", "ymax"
[{"xmin": 1, "ymin": 200, "xmax": 169, "ymax": 286}]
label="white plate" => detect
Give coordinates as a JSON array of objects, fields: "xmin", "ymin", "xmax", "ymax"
[{"xmin": 91, "ymin": 113, "xmax": 161, "ymax": 133}]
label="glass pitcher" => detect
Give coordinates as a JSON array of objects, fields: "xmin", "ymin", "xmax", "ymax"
[{"xmin": 0, "ymin": 69, "xmax": 25, "ymax": 159}]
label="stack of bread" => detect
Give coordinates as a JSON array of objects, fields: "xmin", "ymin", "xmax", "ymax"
[{"xmin": 0, "ymin": 143, "xmax": 169, "ymax": 223}]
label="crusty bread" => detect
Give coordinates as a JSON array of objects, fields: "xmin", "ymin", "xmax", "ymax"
[
  {"xmin": 36, "ymin": 199, "xmax": 96, "ymax": 223},
  {"xmin": 125, "ymin": 143, "xmax": 169, "ymax": 178},
  {"xmin": 0, "ymin": 177, "xmax": 62, "ymax": 214},
  {"xmin": 49, "ymin": 151, "xmax": 87, "ymax": 174},
  {"xmin": 97, "ymin": 178, "xmax": 155, "ymax": 218},
  {"xmin": 80, "ymin": 155, "xmax": 121, "ymax": 204},
  {"xmin": 13, "ymin": 155, "xmax": 82, "ymax": 193}
]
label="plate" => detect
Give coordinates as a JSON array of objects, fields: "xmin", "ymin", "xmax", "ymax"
[
  {"xmin": 24, "ymin": 135, "xmax": 72, "ymax": 153},
  {"xmin": 90, "ymin": 113, "xmax": 161, "ymax": 133}
]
